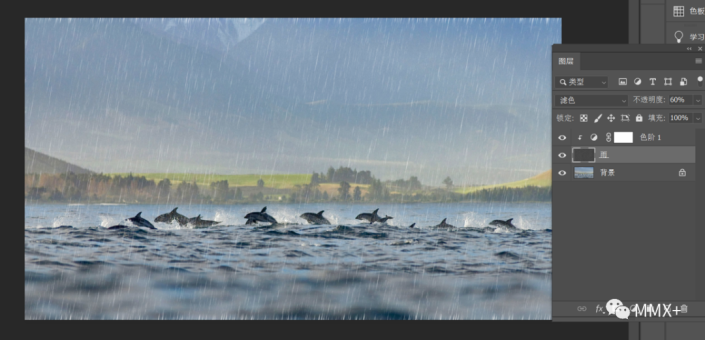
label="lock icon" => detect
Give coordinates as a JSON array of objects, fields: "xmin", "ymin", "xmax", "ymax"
[
  {"xmin": 636, "ymin": 114, "xmax": 643, "ymax": 122},
  {"xmin": 679, "ymin": 169, "xmax": 687, "ymax": 177}
]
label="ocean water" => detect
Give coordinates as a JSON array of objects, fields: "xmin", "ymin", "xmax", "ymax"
[{"xmin": 25, "ymin": 202, "xmax": 551, "ymax": 319}]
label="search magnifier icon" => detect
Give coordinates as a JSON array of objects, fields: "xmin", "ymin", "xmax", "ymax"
[{"xmin": 560, "ymin": 79, "xmax": 567, "ymax": 86}]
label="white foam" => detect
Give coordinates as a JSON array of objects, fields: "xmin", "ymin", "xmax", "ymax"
[
  {"xmin": 212, "ymin": 210, "xmax": 244, "ymax": 226},
  {"xmin": 462, "ymin": 212, "xmax": 490, "ymax": 229},
  {"xmin": 267, "ymin": 207, "xmax": 301, "ymax": 224},
  {"xmin": 98, "ymin": 215, "xmax": 124, "ymax": 228},
  {"xmin": 52, "ymin": 215, "xmax": 76, "ymax": 228}
]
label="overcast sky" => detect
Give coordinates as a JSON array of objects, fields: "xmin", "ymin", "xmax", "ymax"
[{"xmin": 25, "ymin": 18, "xmax": 560, "ymax": 186}]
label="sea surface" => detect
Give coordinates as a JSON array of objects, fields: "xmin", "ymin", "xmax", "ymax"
[{"xmin": 25, "ymin": 203, "xmax": 551, "ymax": 319}]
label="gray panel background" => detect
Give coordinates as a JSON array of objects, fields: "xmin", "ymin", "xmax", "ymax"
[
  {"xmin": 553, "ymin": 182, "xmax": 697, "ymax": 301},
  {"xmin": 642, "ymin": 5, "xmax": 666, "ymax": 44}
]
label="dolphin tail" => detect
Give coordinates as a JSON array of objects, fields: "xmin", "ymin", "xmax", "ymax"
[
  {"xmin": 261, "ymin": 206, "xmax": 267, "ymax": 213},
  {"xmin": 409, "ymin": 223, "xmax": 416, "ymax": 228},
  {"xmin": 171, "ymin": 207, "xmax": 178, "ymax": 213},
  {"xmin": 317, "ymin": 210, "xmax": 324, "ymax": 216}
]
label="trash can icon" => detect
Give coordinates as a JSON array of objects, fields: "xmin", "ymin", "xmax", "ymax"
[{"xmin": 681, "ymin": 304, "xmax": 688, "ymax": 313}]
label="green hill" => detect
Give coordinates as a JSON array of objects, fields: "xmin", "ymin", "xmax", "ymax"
[
  {"xmin": 25, "ymin": 147, "xmax": 93, "ymax": 174},
  {"xmin": 106, "ymin": 173, "xmax": 312, "ymax": 189},
  {"xmin": 455, "ymin": 170, "xmax": 551, "ymax": 194}
]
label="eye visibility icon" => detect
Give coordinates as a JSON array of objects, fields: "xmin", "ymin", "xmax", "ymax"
[
  {"xmin": 558, "ymin": 170, "xmax": 567, "ymax": 176},
  {"xmin": 558, "ymin": 135, "xmax": 567, "ymax": 141},
  {"xmin": 558, "ymin": 152, "xmax": 567, "ymax": 158}
]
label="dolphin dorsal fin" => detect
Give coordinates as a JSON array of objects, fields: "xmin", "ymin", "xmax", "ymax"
[
  {"xmin": 197, "ymin": 214, "xmax": 201, "ymax": 219},
  {"xmin": 261, "ymin": 207, "xmax": 267, "ymax": 213},
  {"xmin": 135, "ymin": 212, "xmax": 142, "ymax": 218},
  {"xmin": 506, "ymin": 218, "xmax": 513, "ymax": 223},
  {"xmin": 317, "ymin": 210, "xmax": 324, "ymax": 216},
  {"xmin": 409, "ymin": 223, "xmax": 416, "ymax": 228},
  {"xmin": 441, "ymin": 218, "xmax": 447, "ymax": 225},
  {"xmin": 373, "ymin": 208, "xmax": 379, "ymax": 214},
  {"xmin": 171, "ymin": 207, "xmax": 178, "ymax": 213}
]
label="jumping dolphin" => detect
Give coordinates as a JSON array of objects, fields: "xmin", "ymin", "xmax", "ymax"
[
  {"xmin": 126, "ymin": 212, "xmax": 156, "ymax": 229},
  {"xmin": 244, "ymin": 206, "xmax": 278, "ymax": 225},
  {"xmin": 375, "ymin": 215, "xmax": 393, "ymax": 223},
  {"xmin": 154, "ymin": 207, "xmax": 189, "ymax": 226},
  {"xmin": 408, "ymin": 223, "xmax": 416, "ymax": 228},
  {"xmin": 355, "ymin": 208, "xmax": 381, "ymax": 223},
  {"xmin": 489, "ymin": 218, "xmax": 517, "ymax": 230},
  {"xmin": 300, "ymin": 210, "xmax": 331, "ymax": 225},
  {"xmin": 187, "ymin": 214, "xmax": 221, "ymax": 227},
  {"xmin": 431, "ymin": 218, "xmax": 455, "ymax": 229}
]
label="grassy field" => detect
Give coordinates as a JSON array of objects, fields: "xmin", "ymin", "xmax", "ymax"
[
  {"xmin": 106, "ymin": 171, "xmax": 550, "ymax": 197},
  {"xmin": 317, "ymin": 183, "xmax": 371, "ymax": 196},
  {"xmin": 107, "ymin": 173, "xmax": 312, "ymax": 189},
  {"xmin": 454, "ymin": 170, "xmax": 551, "ymax": 194}
]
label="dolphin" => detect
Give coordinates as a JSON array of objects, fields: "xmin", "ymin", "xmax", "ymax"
[
  {"xmin": 126, "ymin": 212, "xmax": 156, "ymax": 229},
  {"xmin": 489, "ymin": 218, "xmax": 517, "ymax": 230},
  {"xmin": 187, "ymin": 214, "xmax": 221, "ymax": 227},
  {"xmin": 154, "ymin": 207, "xmax": 189, "ymax": 226},
  {"xmin": 355, "ymin": 208, "xmax": 381, "ymax": 223},
  {"xmin": 300, "ymin": 210, "xmax": 331, "ymax": 225},
  {"xmin": 408, "ymin": 223, "xmax": 416, "ymax": 228},
  {"xmin": 108, "ymin": 224, "xmax": 130, "ymax": 230},
  {"xmin": 431, "ymin": 218, "xmax": 455, "ymax": 229},
  {"xmin": 375, "ymin": 215, "xmax": 393, "ymax": 223},
  {"xmin": 244, "ymin": 206, "xmax": 278, "ymax": 225}
]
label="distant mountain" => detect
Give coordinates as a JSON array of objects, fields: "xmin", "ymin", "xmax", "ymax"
[
  {"xmin": 24, "ymin": 19, "xmax": 555, "ymax": 185},
  {"xmin": 25, "ymin": 148, "xmax": 93, "ymax": 174}
]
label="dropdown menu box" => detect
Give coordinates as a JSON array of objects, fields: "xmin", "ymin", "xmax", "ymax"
[
  {"xmin": 554, "ymin": 76, "xmax": 609, "ymax": 89},
  {"xmin": 554, "ymin": 95, "xmax": 629, "ymax": 107}
]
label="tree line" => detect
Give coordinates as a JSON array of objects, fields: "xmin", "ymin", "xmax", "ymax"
[
  {"xmin": 310, "ymin": 166, "xmax": 374, "ymax": 185},
  {"xmin": 23, "ymin": 173, "xmax": 271, "ymax": 204},
  {"xmin": 24, "ymin": 170, "xmax": 550, "ymax": 204}
]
